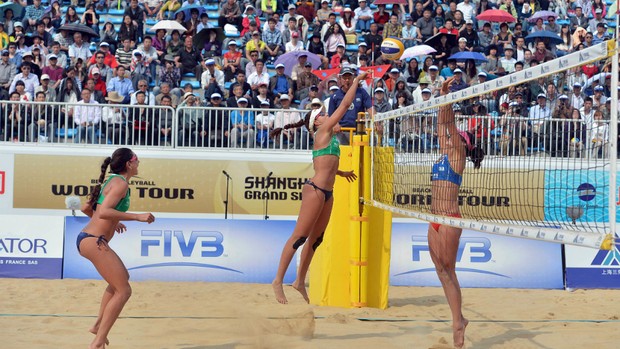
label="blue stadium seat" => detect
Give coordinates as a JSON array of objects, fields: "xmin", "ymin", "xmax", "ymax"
[
  {"xmin": 205, "ymin": 4, "xmax": 219, "ymax": 11},
  {"xmin": 226, "ymin": 32, "xmax": 241, "ymax": 38},
  {"xmin": 55, "ymin": 128, "xmax": 78, "ymax": 139},
  {"xmin": 207, "ymin": 13, "xmax": 219, "ymax": 19},
  {"xmin": 181, "ymin": 80, "xmax": 201, "ymax": 89},
  {"xmin": 110, "ymin": 17, "xmax": 123, "ymax": 25},
  {"xmin": 183, "ymin": 72, "xmax": 196, "ymax": 78},
  {"xmin": 224, "ymin": 81, "xmax": 231, "ymax": 90},
  {"xmin": 145, "ymin": 19, "xmax": 158, "ymax": 26},
  {"xmin": 108, "ymin": 9, "xmax": 125, "ymax": 16},
  {"xmin": 346, "ymin": 44, "xmax": 358, "ymax": 52}
]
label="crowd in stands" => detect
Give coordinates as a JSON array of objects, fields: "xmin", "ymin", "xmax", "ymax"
[{"xmin": 0, "ymin": 0, "xmax": 617, "ymax": 155}]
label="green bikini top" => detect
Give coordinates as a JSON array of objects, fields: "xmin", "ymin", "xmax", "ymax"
[
  {"xmin": 312, "ymin": 135, "xmax": 340, "ymax": 159},
  {"xmin": 97, "ymin": 174, "xmax": 131, "ymax": 212}
]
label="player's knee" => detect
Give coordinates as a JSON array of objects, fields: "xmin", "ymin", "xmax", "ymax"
[
  {"xmin": 292, "ymin": 236, "xmax": 307, "ymax": 250},
  {"xmin": 312, "ymin": 232, "xmax": 325, "ymax": 251}
]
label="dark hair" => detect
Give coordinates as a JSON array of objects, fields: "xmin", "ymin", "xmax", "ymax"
[
  {"xmin": 460, "ymin": 131, "xmax": 485, "ymax": 169},
  {"xmin": 35, "ymin": 91, "xmax": 45, "ymax": 98},
  {"xmin": 270, "ymin": 111, "xmax": 312, "ymax": 138},
  {"xmin": 87, "ymin": 148, "xmax": 134, "ymax": 210}
]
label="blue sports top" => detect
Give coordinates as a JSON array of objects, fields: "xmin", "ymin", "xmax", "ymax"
[{"xmin": 431, "ymin": 154, "xmax": 462, "ymax": 186}]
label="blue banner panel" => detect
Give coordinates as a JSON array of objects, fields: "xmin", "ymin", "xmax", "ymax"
[
  {"xmin": 565, "ymin": 242, "xmax": 620, "ymax": 289},
  {"xmin": 390, "ymin": 223, "xmax": 564, "ymax": 288},
  {"xmin": 0, "ymin": 215, "xmax": 65, "ymax": 279},
  {"xmin": 64, "ymin": 217, "xmax": 297, "ymax": 283},
  {"xmin": 544, "ymin": 170, "xmax": 619, "ymax": 223}
]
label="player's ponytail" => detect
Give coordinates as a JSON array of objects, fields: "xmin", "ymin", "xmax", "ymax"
[
  {"xmin": 87, "ymin": 148, "xmax": 134, "ymax": 210},
  {"xmin": 270, "ymin": 111, "xmax": 312, "ymax": 138},
  {"xmin": 87, "ymin": 156, "xmax": 112, "ymax": 210}
]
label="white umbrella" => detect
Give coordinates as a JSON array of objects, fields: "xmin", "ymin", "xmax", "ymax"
[
  {"xmin": 150, "ymin": 20, "xmax": 187, "ymax": 34},
  {"xmin": 400, "ymin": 45, "xmax": 437, "ymax": 60}
]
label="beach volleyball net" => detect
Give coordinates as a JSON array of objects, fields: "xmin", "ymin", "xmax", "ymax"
[{"xmin": 371, "ymin": 40, "xmax": 618, "ymax": 249}]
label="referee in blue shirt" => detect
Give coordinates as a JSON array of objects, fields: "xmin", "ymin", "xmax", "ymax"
[{"xmin": 327, "ymin": 65, "xmax": 372, "ymax": 145}]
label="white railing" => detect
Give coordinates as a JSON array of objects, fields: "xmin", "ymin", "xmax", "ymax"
[
  {"xmin": 376, "ymin": 112, "xmax": 614, "ymax": 160},
  {"xmin": 0, "ymin": 101, "xmax": 314, "ymax": 151}
]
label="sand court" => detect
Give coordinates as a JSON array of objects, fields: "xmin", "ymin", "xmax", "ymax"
[{"xmin": 1, "ymin": 279, "xmax": 619, "ymax": 348}]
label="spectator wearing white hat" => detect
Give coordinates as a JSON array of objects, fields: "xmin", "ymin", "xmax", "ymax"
[
  {"xmin": 201, "ymin": 58, "xmax": 225, "ymax": 99},
  {"xmin": 204, "ymin": 92, "xmax": 229, "ymax": 147},
  {"xmin": 274, "ymin": 94, "xmax": 306, "ymax": 148},
  {"xmin": 177, "ymin": 92, "xmax": 204, "ymax": 146},
  {"xmin": 269, "ymin": 63, "xmax": 293, "ymax": 101},
  {"xmin": 223, "ymin": 40, "xmax": 242, "ymax": 82},
  {"xmin": 569, "ymin": 82, "xmax": 585, "ymax": 110},
  {"xmin": 299, "ymin": 85, "xmax": 320, "ymax": 110},
  {"xmin": 588, "ymin": 8, "xmax": 607, "ymax": 34},
  {"xmin": 42, "ymin": 52, "xmax": 62, "ymax": 88},
  {"xmin": 34, "ymin": 73, "xmax": 56, "ymax": 102},
  {"xmin": 130, "ymin": 79, "xmax": 156, "ymax": 105},
  {"xmin": 255, "ymin": 100, "xmax": 275, "ymax": 148},
  {"xmin": 354, "ymin": 0, "xmax": 373, "ymax": 34},
  {"xmin": 427, "ymin": 65, "xmax": 444, "ymax": 97},
  {"xmin": 499, "ymin": 44, "xmax": 517, "ymax": 73},
  {"xmin": 228, "ymin": 97, "xmax": 255, "ymax": 148}
]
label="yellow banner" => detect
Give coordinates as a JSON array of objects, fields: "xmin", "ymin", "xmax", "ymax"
[
  {"xmin": 13, "ymin": 154, "xmax": 314, "ymax": 215},
  {"xmin": 387, "ymin": 165, "xmax": 545, "ymax": 221}
]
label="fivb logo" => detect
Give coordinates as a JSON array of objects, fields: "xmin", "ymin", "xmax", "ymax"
[
  {"xmin": 411, "ymin": 236, "xmax": 492, "ymax": 263},
  {"xmin": 509, "ymin": 75, "xmax": 518, "ymax": 84},
  {"xmin": 591, "ymin": 234, "xmax": 620, "ymax": 266},
  {"xmin": 141, "ymin": 230, "xmax": 224, "ymax": 257},
  {"xmin": 539, "ymin": 65, "xmax": 550, "ymax": 74},
  {"xmin": 558, "ymin": 58, "xmax": 569, "ymax": 69},
  {"xmin": 578, "ymin": 51, "xmax": 590, "ymax": 62}
]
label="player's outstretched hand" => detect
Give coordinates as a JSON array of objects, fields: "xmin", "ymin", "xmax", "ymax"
[
  {"xmin": 338, "ymin": 170, "xmax": 357, "ymax": 182},
  {"xmin": 115, "ymin": 222, "xmax": 127, "ymax": 234},
  {"xmin": 441, "ymin": 77, "xmax": 455, "ymax": 96}
]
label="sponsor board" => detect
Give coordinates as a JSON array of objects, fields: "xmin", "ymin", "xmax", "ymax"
[
  {"xmin": 544, "ymin": 170, "xmax": 619, "ymax": 224},
  {"xmin": 0, "ymin": 215, "xmax": 64, "ymax": 279},
  {"xmin": 565, "ymin": 239, "xmax": 620, "ymax": 288},
  {"xmin": 63, "ymin": 217, "xmax": 297, "ymax": 283},
  {"xmin": 391, "ymin": 164, "xmax": 545, "ymax": 221},
  {"xmin": 0, "ymin": 153, "xmax": 13, "ymax": 211},
  {"xmin": 389, "ymin": 222, "xmax": 563, "ymax": 288},
  {"xmin": 14, "ymin": 154, "xmax": 314, "ymax": 215}
]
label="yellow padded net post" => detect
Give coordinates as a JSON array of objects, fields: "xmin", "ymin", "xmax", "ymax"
[{"xmin": 309, "ymin": 120, "xmax": 392, "ymax": 309}]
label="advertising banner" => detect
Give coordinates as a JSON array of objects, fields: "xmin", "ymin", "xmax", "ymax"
[
  {"xmin": 390, "ymin": 164, "xmax": 545, "ymax": 222},
  {"xmin": 544, "ymin": 170, "xmax": 620, "ymax": 224},
  {"xmin": 63, "ymin": 217, "xmax": 297, "ymax": 283},
  {"xmin": 389, "ymin": 222, "xmax": 563, "ymax": 288},
  {"xmin": 0, "ymin": 153, "xmax": 13, "ymax": 211},
  {"xmin": 13, "ymin": 154, "xmax": 314, "ymax": 215},
  {"xmin": 0, "ymin": 215, "xmax": 64, "ymax": 279},
  {"xmin": 565, "ymin": 241, "xmax": 620, "ymax": 289}
]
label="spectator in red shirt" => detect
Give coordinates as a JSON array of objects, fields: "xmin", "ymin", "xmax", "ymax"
[
  {"xmin": 439, "ymin": 19, "xmax": 459, "ymax": 36},
  {"xmin": 373, "ymin": 4, "xmax": 389, "ymax": 31},
  {"xmin": 329, "ymin": 43, "xmax": 346, "ymax": 69},
  {"xmin": 223, "ymin": 40, "xmax": 242, "ymax": 82}
]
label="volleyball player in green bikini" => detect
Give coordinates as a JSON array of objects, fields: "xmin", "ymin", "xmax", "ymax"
[
  {"xmin": 79, "ymin": 148, "xmax": 155, "ymax": 349},
  {"xmin": 270, "ymin": 69, "xmax": 367, "ymax": 304}
]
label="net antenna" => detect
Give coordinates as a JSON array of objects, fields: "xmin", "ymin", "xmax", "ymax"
[{"xmin": 372, "ymin": 40, "xmax": 617, "ymax": 250}]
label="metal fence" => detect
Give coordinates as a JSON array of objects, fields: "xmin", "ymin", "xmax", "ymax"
[
  {"xmin": 0, "ymin": 101, "xmax": 316, "ymax": 151},
  {"xmin": 377, "ymin": 112, "xmax": 614, "ymax": 160}
]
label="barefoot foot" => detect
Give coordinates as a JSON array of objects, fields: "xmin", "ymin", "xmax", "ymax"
[
  {"xmin": 272, "ymin": 280, "xmax": 288, "ymax": 304},
  {"xmin": 88, "ymin": 328, "xmax": 109, "ymax": 346},
  {"xmin": 291, "ymin": 280, "xmax": 310, "ymax": 303},
  {"xmin": 453, "ymin": 317, "xmax": 469, "ymax": 349}
]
